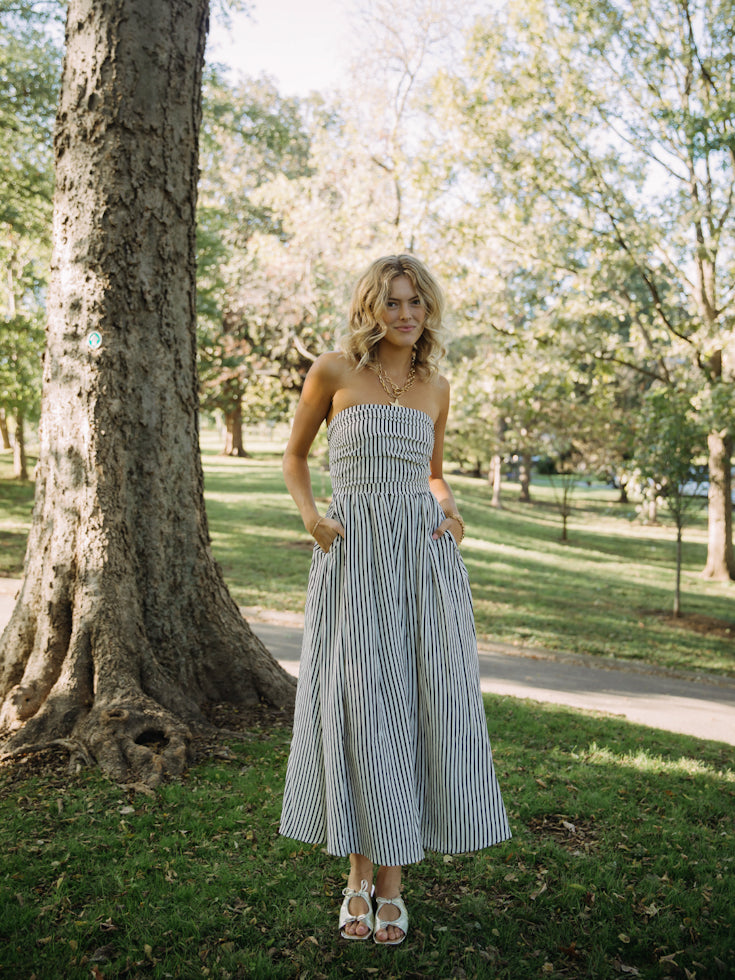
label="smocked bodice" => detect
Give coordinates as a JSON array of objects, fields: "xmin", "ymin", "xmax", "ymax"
[{"xmin": 327, "ymin": 403, "xmax": 434, "ymax": 494}]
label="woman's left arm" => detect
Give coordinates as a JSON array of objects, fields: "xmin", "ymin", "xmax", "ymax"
[{"xmin": 429, "ymin": 378, "xmax": 465, "ymax": 542}]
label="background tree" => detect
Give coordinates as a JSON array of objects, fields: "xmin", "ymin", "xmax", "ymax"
[
  {"xmin": 0, "ymin": 0, "xmax": 59, "ymax": 476},
  {"xmin": 438, "ymin": 0, "xmax": 735, "ymax": 579},
  {"xmin": 196, "ymin": 71, "xmax": 313, "ymax": 452},
  {"xmin": 0, "ymin": 0, "xmax": 295, "ymax": 785},
  {"xmin": 635, "ymin": 386, "xmax": 708, "ymax": 616}
]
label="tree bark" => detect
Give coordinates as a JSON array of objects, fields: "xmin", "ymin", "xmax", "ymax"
[
  {"xmin": 701, "ymin": 430, "xmax": 735, "ymax": 581},
  {"xmin": 674, "ymin": 525, "xmax": 682, "ymax": 618},
  {"xmin": 489, "ymin": 453, "xmax": 502, "ymax": 508},
  {"xmin": 0, "ymin": 409, "xmax": 10, "ymax": 450},
  {"xmin": 0, "ymin": 0, "xmax": 295, "ymax": 785},
  {"xmin": 223, "ymin": 401, "xmax": 248, "ymax": 457},
  {"xmin": 12, "ymin": 411, "xmax": 27, "ymax": 481},
  {"xmin": 518, "ymin": 451, "xmax": 532, "ymax": 503}
]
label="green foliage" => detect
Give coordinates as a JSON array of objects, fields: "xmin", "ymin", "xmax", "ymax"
[
  {"xmin": 0, "ymin": 698, "xmax": 733, "ymax": 979},
  {"xmin": 635, "ymin": 386, "xmax": 708, "ymax": 521},
  {"xmin": 0, "ymin": 1, "xmax": 61, "ymax": 426},
  {"xmin": 0, "ymin": 311, "xmax": 44, "ymax": 420},
  {"xmin": 431, "ymin": 0, "xmax": 735, "ymax": 506},
  {"xmin": 196, "ymin": 70, "xmax": 316, "ymax": 432},
  {"xmin": 633, "ymin": 385, "xmax": 709, "ymax": 613},
  {"xmin": 0, "ymin": 0, "xmax": 60, "ymax": 234}
]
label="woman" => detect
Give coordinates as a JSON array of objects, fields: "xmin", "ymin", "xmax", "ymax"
[{"xmin": 280, "ymin": 255, "xmax": 510, "ymax": 945}]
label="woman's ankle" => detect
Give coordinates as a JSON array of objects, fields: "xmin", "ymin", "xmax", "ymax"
[
  {"xmin": 375, "ymin": 864, "xmax": 402, "ymax": 898},
  {"xmin": 348, "ymin": 854, "xmax": 373, "ymax": 889}
]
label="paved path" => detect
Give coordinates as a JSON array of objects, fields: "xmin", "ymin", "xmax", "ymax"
[
  {"xmin": 245, "ymin": 612, "xmax": 735, "ymax": 747},
  {"xmin": 2, "ymin": 579, "xmax": 734, "ymax": 746}
]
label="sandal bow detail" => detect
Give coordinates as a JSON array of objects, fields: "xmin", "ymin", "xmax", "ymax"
[
  {"xmin": 339, "ymin": 878, "xmax": 374, "ymax": 940},
  {"xmin": 373, "ymin": 894, "xmax": 408, "ymax": 945}
]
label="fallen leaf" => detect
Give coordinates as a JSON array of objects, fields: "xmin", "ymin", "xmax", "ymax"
[
  {"xmin": 90, "ymin": 945, "xmax": 114, "ymax": 963},
  {"xmin": 559, "ymin": 942, "xmax": 583, "ymax": 959},
  {"xmin": 616, "ymin": 964, "xmax": 641, "ymax": 976},
  {"xmin": 659, "ymin": 952, "xmax": 682, "ymax": 966}
]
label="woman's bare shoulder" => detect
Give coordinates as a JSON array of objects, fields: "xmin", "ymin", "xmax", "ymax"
[
  {"xmin": 425, "ymin": 373, "xmax": 450, "ymax": 420},
  {"xmin": 430, "ymin": 372, "xmax": 451, "ymax": 401},
  {"xmin": 311, "ymin": 351, "xmax": 352, "ymax": 381}
]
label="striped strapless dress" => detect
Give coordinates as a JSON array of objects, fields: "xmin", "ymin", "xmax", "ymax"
[{"xmin": 280, "ymin": 403, "xmax": 511, "ymax": 866}]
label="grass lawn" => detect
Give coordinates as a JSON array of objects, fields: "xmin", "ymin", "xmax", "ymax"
[
  {"xmin": 1, "ymin": 697, "xmax": 732, "ymax": 979},
  {"xmin": 1, "ymin": 427, "xmax": 734, "ymax": 677},
  {"xmin": 197, "ymin": 428, "xmax": 734, "ymax": 679},
  {"xmin": 0, "ymin": 451, "xmax": 36, "ymax": 578},
  {"xmin": 1, "ymin": 432, "xmax": 733, "ymax": 979}
]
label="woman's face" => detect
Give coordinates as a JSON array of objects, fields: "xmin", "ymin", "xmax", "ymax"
[{"xmin": 379, "ymin": 275, "xmax": 426, "ymax": 350}]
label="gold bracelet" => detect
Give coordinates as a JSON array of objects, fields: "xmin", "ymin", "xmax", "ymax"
[
  {"xmin": 445, "ymin": 512, "xmax": 465, "ymax": 541},
  {"xmin": 310, "ymin": 516, "xmax": 325, "ymax": 537}
]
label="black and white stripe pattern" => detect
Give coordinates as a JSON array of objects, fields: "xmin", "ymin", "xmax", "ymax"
[{"xmin": 280, "ymin": 403, "xmax": 511, "ymax": 866}]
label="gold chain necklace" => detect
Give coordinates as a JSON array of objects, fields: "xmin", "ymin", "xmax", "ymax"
[{"xmin": 374, "ymin": 354, "xmax": 417, "ymax": 404}]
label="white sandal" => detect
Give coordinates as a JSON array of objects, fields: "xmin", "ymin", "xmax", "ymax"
[
  {"xmin": 339, "ymin": 878, "xmax": 374, "ymax": 940},
  {"xmin": 373, "ymin": 894, "xmax": 408, "ymax": 945}
]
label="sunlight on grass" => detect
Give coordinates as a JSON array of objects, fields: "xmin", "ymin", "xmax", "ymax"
[{"xmin": 581, "ymin": 742, "xmax": 735, "ymax": 780}]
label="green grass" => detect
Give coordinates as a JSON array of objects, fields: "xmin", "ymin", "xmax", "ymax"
[
  {"xmin": 2, "ymin": 429, "xmax": 734, "ymax": 676},
  {"xmin": 2, "ymin": 431, "xmax": 733, "ymax": 978},
  {"xmin": 0, "ymin": 452, "xmax": 36, "ymax": 577},
  {"xmin": 1, "ymin": 697, "xmax": 732, "ymax": 979},
  {"xmin": 198, "ymin": 430, "xmax": 734, "ymax": 678}
]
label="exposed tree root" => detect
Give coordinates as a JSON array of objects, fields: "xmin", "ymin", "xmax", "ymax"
[{"xmin": 1, "ymin": 570, "xmax": 296, "ymax": 787}]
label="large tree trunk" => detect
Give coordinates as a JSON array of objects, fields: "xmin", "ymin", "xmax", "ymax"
[
  {"xmin": 702, "ymin": 430, "xmax": 735, "ymax": 581},
  {"xmin": 0, "ymin": 0, "xmax": 295, "ymax": 786}
]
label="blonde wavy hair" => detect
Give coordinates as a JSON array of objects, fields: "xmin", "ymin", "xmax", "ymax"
[{"xmin": 341, "ymin": 254, "xmax": 446, "ymax": 380}]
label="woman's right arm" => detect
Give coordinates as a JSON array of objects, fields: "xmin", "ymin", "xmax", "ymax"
[{"xmin": 282, "ymin": 354, "xmax": 345, "ymax": 552}]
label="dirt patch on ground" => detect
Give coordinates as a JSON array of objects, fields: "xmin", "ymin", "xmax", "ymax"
[
  {"xmin": 526, "ymin": 813, "xmax": 599, "ymax": 852},
  {"xmin": 644, "ymin": 610, "xmax": 734, "ymax": 640}
]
